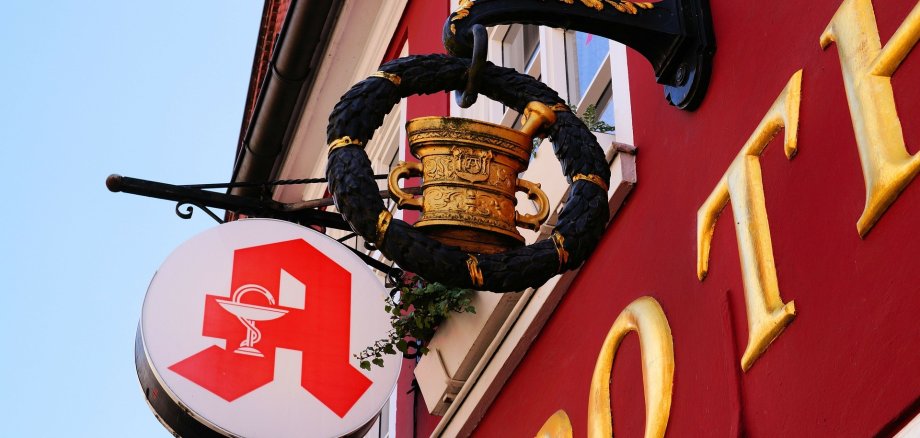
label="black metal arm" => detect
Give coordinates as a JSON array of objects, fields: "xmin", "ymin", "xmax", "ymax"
[
  {"xmin": 106, "ymin": 174, "xmax": 351, "ymax": 230},
  {"xmin": 444, "ymin": 0, "xmax": 714, "ymax": 110},
  {"xmin": 107, "ymin": 173, "xmax": 401, "ymax": 274}
]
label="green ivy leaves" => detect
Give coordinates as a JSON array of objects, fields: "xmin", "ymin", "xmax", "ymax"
[{"xmin": 356, "ymin": 279, "xmax": 476, "ymax": 370}]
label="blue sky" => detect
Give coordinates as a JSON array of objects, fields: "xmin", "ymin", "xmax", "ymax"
[{"xmin": 0, "ymin": 2, "xmax": 262, "ymax": 436}]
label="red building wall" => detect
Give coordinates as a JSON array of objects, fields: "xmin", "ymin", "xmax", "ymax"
[
  {"xmin": 385, "ymin": 2, "xmax": 450, "ymax": 437},
  {"xmin": 473, "ymin": 1, "xmax": 920, "ymax": 436}
]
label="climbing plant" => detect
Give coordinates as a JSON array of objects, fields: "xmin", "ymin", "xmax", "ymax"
[{"xmin": 356, "ymin": 277, "xmax": 476, "ymax": 370}]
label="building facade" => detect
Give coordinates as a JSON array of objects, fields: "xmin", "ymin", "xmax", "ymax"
[{"xmin": 230, "ymin": 0, "xmax": 920, "ymax": 436}]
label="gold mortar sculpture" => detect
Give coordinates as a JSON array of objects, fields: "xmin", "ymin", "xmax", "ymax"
[{"xmin": 388, "ymin": 101, "xmax": 556, "ymax": 254}]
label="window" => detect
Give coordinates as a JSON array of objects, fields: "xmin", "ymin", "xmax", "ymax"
[
  {"xmin": 595, "ymin": 82, "xmax": 614, "ymax": 127},
  {"xmin": 499, "ymin": 25, "xmax": 542, "ymax": 123},
  {"xmin": 468, "ymin": 26, "xmax": 618, "ymax": 133},
  {"xmin": 502, "ymin": 24, "xmax": 540, "ymax": 75},
  {"xmin": 566, "ymin": 31, "xmax": 614, "ymax": 129}
]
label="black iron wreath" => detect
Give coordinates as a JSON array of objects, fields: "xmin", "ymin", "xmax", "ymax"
[{"xmin": 326, "ymin": 54, "xmax": 610, "ymax": 292}]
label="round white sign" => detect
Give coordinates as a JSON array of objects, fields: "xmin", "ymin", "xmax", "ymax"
[{"xmin": 136, "ymin": 219, "xmax": 401, "ymax": 437}]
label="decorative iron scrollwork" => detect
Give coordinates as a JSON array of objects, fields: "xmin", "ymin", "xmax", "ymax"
[
  {"xmin": 107, "ymin": 173, "xmax": 401, "ymax": 275},
  {"xmin": 175, "ymin": 201, "xmax": 225, "ymax": 224}
]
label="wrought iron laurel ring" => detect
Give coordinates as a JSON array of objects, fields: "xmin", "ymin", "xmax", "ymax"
[{"xmin": 326, "ymin": 54, "xmax": 611, "ymax": 292}]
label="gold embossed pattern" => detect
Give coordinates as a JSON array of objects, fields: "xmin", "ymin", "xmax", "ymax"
[
  {"xmin": 452, "ymin": 0, "xmax": 475, "ymax": 24},
  {"xmin": 388, "ymin": 103, "xmax": 555, "ymax": 253},
  {"xmin": 466, "ymin": 255, "xmax": 484, "ymax": 287},
  {"xmin": 328, "ymin": 136, "xmax": 363, "ymax": 154},
  {"xmin": 551, "ymin": 232, "xmax": 569, "ymax": 270},
  {"xmin": 369, "ymin": 71, "xmax": 401, "ymax": 86},
  {"xmin": 375, "ymin": 210, "xmax": 393, "ymax": 248},
  {"xmin": 573, "ymin": 173, "xmax": 609, "ymax": 192},
  {"xmin": 558, "ymin": 0, "xmax": 653, "ymax": 14}
]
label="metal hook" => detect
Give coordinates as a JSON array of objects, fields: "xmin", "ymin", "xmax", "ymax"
[{"xmin": 457, "ymin": 24, "xmax": 488, "ymax": 108}]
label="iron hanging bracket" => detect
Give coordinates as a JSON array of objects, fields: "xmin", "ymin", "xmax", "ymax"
[
  {"xmin": 105, "ymin": 174, "xmax": 404, "ymax": 274},
  {"xmin": 444, "ymin": 0, "xmax": 715, "ymax": 110},
  {"xmin": 105, "ymin": 174, "xmax": 352, "ymax": 230}
]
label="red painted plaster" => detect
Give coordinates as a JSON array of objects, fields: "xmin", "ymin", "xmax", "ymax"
[
  {"xmin": 473, "ymin": 1, "xmax": 920, "ymax": 437},
  {"xmin": 391, "ymin": 1, "xmax": 451, "ymax": 436}
]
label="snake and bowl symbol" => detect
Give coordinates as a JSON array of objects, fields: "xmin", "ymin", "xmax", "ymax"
[{"xmin": 214, "ymin": 284, "xmax": 288, "ymax": 357}]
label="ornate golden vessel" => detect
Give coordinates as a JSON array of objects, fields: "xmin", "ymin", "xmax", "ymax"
[{"xmin": 388, "ymin": 101, "xmax": 556, "ymax": 254}]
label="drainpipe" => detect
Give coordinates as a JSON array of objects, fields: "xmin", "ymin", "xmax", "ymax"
[{"xmin": 230, "ymin": 0, "xmax": 343, "ymax": 199}]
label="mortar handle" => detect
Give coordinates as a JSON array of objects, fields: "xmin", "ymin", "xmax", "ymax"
[
  {"xmin": 515, "ymin": 179, "xmax": 550, "ymax": 231},
  {"xmin": 388, "ymin": 161, "xmax": 424, "ymax": 210}
]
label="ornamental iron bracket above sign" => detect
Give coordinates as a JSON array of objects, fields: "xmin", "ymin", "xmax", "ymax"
[
  {"xmin": 444, "ymin": 0, "xmax": 715, "ymax": 110},
  {"xmin": 105, "ymin": 174, "xmax": 403, "ymax": 276}
]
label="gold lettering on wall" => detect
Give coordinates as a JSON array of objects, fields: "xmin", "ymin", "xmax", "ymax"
[
  {"xmin": 535, "ymin": 410, "xmax": 574, "ymax": 438},
  {"xmin": 534, "ymin": 298, "xmax": 673, "ymax": 438},
  {"xmin": 587, "ymin": 296, "xmax": 674, "ymax": 438},
  {"xmin": 820, "ymin": 0, "xmax": 920, "ymax": 237},
  {"xmin": 697, "ymin": 71, "xmax": 802, "ymax": 372}
]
